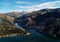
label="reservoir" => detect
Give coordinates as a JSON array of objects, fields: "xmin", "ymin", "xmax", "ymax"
[{"xmin": 0, "ymin": 23, "xmax": 60, "ymax": 42}]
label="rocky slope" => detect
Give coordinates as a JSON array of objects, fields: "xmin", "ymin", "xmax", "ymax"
[
  {"xmin": 5, "ymin": 12, "xmax": 20, "ymax": 18},
  {"xmin": 0, "ymin": 14, "xmax": 29, "ymax": 38},
  {"xmin": 14, "ymin": 8, "xmax": 60, "ymax": 39}
]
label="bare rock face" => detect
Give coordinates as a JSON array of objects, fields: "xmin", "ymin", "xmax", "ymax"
[{"xmin": 14, "ymin": 8, "xmax": 60, "ymax": 39}]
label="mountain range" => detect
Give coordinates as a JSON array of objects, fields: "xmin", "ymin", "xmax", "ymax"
[
  {"xmin": 0, "ymin": 12, "xmax": 29, "ymax": 37},
  {"xmin": 14, "ymin": 8, "xmax": 60, "ymax": 39},
  {"xmin": 0, "ymin": 8, "xmax": 60, "ymax": 39}
]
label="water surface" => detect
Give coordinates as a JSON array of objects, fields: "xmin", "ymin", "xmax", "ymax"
[{"xmin": 0, "ymin": 23, "xmax": 60, "ymax": 42}]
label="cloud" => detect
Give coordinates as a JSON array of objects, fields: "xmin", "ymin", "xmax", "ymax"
[
  {"xmin": 17, "ymin": 6, "xmax": 32, "ymax": 9},
  {"xmin": 17, "ymin": 1, "xmax": 60, "ymax": 11},
  {"xmin": 0, "ymin": 10, "xmax": 23, "ymax": 13},
  {"xmin": 9, "ymin": 10, "xmax": 23, "ymax": 12},
  {"xmin": 31, "ymin": 1, "xmax": 60, "ymax": 10},
  {"xmin": 16, "ymin": 1, "xmax": 32, "ymax": 4}
]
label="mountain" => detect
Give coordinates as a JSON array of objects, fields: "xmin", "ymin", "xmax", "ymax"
[
  {"xmin": 0, "ymin": 14, "xmax": 14, "ymax": 24},
  {"xmin": 5, "ymin": 11, "xmax": 31, "ymax": 18},
  {"xmin": 14, "ymin": 8, "xmax": 60, "ymax": 39},
  {"xmin": 0, "ymin": 11, "xmax": 30, "ymax": 24},
  {"xmin": 5, "ymin": 12, "xmax": 20, "ymax": 18},
  {"xmin": 0, "ymin": 13, "xmax": 29, "ymax": 37}
]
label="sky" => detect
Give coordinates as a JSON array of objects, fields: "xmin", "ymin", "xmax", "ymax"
[{"xmin": 0, "ymin": 0, "xmax": 60, "ymax": 13}]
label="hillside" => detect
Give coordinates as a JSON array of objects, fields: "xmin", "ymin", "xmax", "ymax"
[
  {"xmin": 0, "ymin": 14, "xmax": 28, "ymax": 38},
  {"xmin": 5, "ymin": 12, "xmax": 20, "ymax": 18},
  {"xmin": 14, "ymin": 8, "xmax": 60, "ymax": 39}
]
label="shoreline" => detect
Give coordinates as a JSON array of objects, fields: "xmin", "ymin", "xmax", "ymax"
[{"xmin": 0, "ymin": 32, "xmax": 30, "ymax": 38}]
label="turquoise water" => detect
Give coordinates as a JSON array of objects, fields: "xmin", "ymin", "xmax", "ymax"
[{"xmin": 0, "ymin": 29, "xmax": 60, "ymax": 42}]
